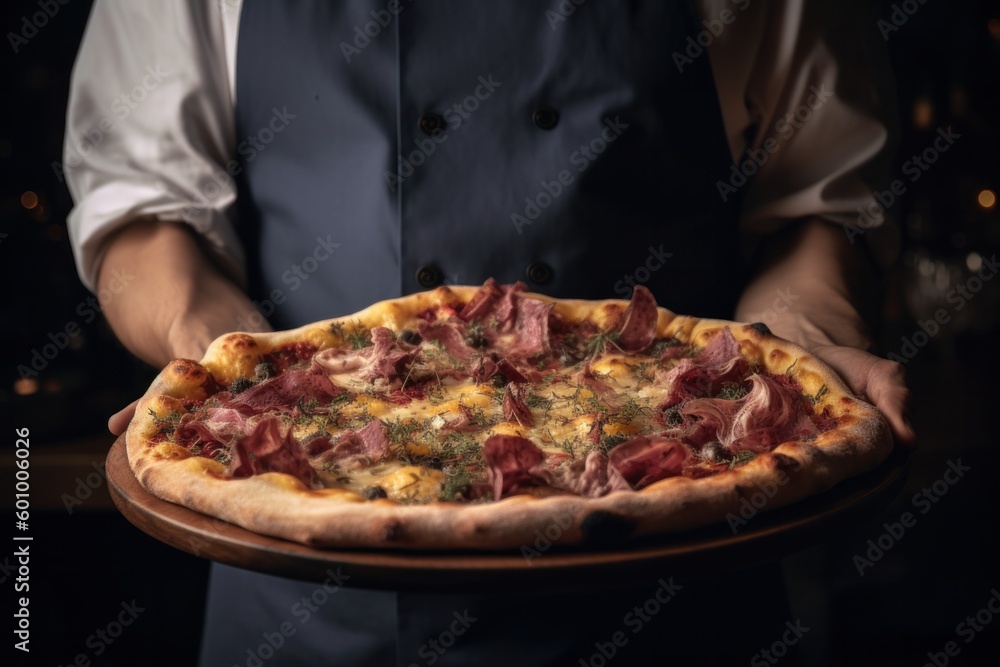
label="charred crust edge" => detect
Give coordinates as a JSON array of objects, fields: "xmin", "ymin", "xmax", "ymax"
[
  {"xmin": 381, "ymin": 519, "xmax": 403, "ymax": 542},
  {"xmin": 748, "ymin": 322, "xmax": 772, "ymax": 336},
  {"xmin": 769, "ymin": 452, "xmax": 801, "ymax": 473}
]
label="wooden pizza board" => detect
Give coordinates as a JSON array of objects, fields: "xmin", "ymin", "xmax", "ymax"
[{"xmin": 106, "ymin": 435, "xmax": 910, "ymax": 593}]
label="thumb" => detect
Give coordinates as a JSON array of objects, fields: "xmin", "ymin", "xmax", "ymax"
[
  {"xmin": 862, "ymin": 359, "xmax": 917, "ymax": 448},
  {"xmin": 109, "ymin": 399, "xmax": 139, "ymax": 437},
  {"xmin": 811, "ymin": 345, "xmax": 916, "ymax": 448}
]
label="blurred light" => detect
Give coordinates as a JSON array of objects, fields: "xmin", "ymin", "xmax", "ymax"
[
  {"xmin": 69, "ymin": 333, "xmax": 85, "ymax": 350},
  {"xmin": 43, "ymin": 379, "xmax": 63, "ymax": 394},
  {"xmin": 977, "ymin": 189, "xmax": 996, "ymax": 209},
  {"xmin": 14, "ymin": 378, "xmax": 39, "ymax": 396},
  {"xmin": 966, "ymin": 252, "xmax": 983, "ymax": 272},
  {"xmin": 912, "ymin": 97, "xmax": 934, "ymax": 130},
  {"xmin": 918, "ymin": 258, "xmax": 935, "ymax": 277},
  {"xmin": 45, "ymin": 223, "xmax": 63, "ymax": 240},
  {"xmin": 950, "ymin": 87, "xmax": 967, "ymax": 117},
  {"xmin": 935, "ymin": 264, "xmax": 950, "ymax": 290},
  {"xmin": 989, "ymin": 19, "xmax": 1000, "ymax": 38},
  {"xmin": 0, "ymin": 140, "xmax": 11, "ymax": 158},
  {"xmin": 20, "ymin": 191, "xmax": 38, "ymax": 209}
]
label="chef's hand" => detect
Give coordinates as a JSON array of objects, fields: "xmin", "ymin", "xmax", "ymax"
[
  {"xmin": 100, "ymin": 220, "xmax": 272, "ymax": 436},
  {"xmin": 805, "ymin": 343, "xmax": 915, "ymax": 447},
  {"xmin": 735, "ymin": 219, "xmax": 916, "ymax": 448},
  {"xmin": 743, "ymin": 313, "xmax": 917, "ymax": 448}
]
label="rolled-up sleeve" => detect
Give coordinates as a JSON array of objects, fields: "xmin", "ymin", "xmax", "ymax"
[
  {"xmin": 64, "ymin": 0, "xmax": 244, "ymax": 290},
  {"xmin": 704, "ymin": 0, "xmax": 900, "ymax": 266}
]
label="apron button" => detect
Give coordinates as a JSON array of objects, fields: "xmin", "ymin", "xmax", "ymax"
[
  {"xmin": 415, "ymin": 265, "xmax": 443, "ymax": 288},
  {"xmin": 418, "ymin": 112, "xmax": 445, "ymax": 135},
  {"xmin": 525, "ymin": 262, "xmax": 553, "ymax": 284},
  {"xmin": 532, "ymin": 107, "xmax": 559, "ymax": 130}
]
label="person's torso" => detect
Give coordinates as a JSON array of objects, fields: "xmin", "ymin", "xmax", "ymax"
[
  {"xmin": 207, "ymin": 3, "xmax": 757, "ymax": 665},
  {"xmin": 233, "ymin": 0, "xmax": 746, "ymax": 330}
]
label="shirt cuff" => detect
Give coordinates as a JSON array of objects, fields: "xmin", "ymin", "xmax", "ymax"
[{"xmin": 67, "ymin": 180, "xmax": 246, "ymax": 292}]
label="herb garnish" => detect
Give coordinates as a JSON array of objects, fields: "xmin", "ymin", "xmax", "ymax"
[{"xmin": 717, "ymin": 383, "xmax": 749, "ymax": 400}]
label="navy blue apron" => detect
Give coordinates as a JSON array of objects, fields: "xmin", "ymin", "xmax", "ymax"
[{"xmin": 200, "ymin": 2, "xmax": 792, "ymax": 665}]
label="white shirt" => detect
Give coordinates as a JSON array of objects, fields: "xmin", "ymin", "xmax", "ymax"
[{"xmin": 64, "ymin": 0, "xmax": 898, "ymax": 291}]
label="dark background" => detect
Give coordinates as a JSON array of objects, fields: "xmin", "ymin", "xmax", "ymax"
[{"xmin": 1, "ymin": 1, "xmax": 999, "ymax": 665}]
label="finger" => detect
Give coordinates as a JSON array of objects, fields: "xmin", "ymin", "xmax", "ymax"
[
  {"xmin": 109, "ymin": 399, "xmax": 139, "ymax": 437},
  {"xmin": 863, "ymin": 360, "xmax": 917, "ymax": 448},
  {"xmin": 809, "ymin": 346, "xmax": 917, "ymax": 449}
]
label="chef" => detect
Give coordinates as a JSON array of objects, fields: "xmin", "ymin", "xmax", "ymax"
[{"xmin": 65, "ymin": 1, "xmax": 914, "ymax": 664}]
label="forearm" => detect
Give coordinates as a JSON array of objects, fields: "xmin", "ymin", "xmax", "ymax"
[
  {"xmin": 97, "ymin": 220, "xmax": 268, "ymax": 367},
  {"xmin": 735, "ymin": 219, "xmax": 877, "ymax": 351}
]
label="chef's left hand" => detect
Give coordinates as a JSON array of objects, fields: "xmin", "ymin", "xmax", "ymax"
[{"xmin": 806, "ymin": 342, "xmax": 916, "ymax": 448}]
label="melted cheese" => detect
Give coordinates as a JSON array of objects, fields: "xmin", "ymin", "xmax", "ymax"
[
  {"xmin": 289, "ymin": 352, "xmax": 683, "ymax": 501},
  {"xmin": 378, "ymin": 466, "xmax": 446, "ymax": 503}
]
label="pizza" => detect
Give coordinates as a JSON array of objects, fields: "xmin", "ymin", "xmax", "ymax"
[{"xmin": 125, "ymin": 279, "xmax": 892, "ymax": 550}]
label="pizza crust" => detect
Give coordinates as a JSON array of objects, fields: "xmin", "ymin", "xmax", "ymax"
[{"xmin": 125, "ymin": 286, "xmax": 893, "ymax": 550}]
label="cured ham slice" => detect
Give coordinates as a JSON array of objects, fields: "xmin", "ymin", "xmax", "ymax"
[
  {"xmin": 559, "ymin": 451, "xmax": 632, "ymax": 497},
  {"xmin": 607, "ymin": 435, "xmax": 690, "ymax": 488},
  {"xmin": 719, "ymin": 375, "xmax": 818, "ymax": 452},
  {"xmin": 658, "ymin": 329, "xmax": 750, "ymax": 408},
  {"xmin": 679, "ymin": 374, "xmax": 818, "ymax": 453},
  {"xmin": 314, "ymin": 327, "xmax": 419, "ymax": 385},
  {"xmin": 579, "ymin": 363, "xmax": 625, "ymax": 409},
  {"xmin": 613, "ymin": 285, "xmax": 658, "ymax": 353},
  {"xmin": 502, "ymin": 384, "xmax": 535, "ymax": 427},
  {"xmin": 458, "ymin": 278, "xmax": 516, "ymax": 322},
  {"xmin": 228, "ymin": 368, "xmax": 342, "ymax": 412},
  {"xmin": 175, "ymin": 408, "xmax": 250, "ymax": 448},
  {"xmin": 458, "ymin": 279, "xmax": 552, "ymax": 359},
  {"xmin": 317, "ymin": 420, "xmax": 391, "ymax": 470},
  {"xmin": 228, "ymin": 416, "xmax": 319, "ymax": 488},
  {"xmin": 507, "ymin": 298, "xmax": 553, "ymax": 358},
  {"xmin": 359, "ymin": 328, "xmax": 421, "ymax": 383},
  {"xmin": 483, "ymin": 435, "xmax": 547, "ymax": 500},
  {"xmin": 418, "ymin": 321, "xmax": 479, "ymax": 361}
]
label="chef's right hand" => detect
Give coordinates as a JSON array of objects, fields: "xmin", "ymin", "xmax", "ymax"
[{"xmin": 99, "ymin": 220, "xmax": 271, "ymax": 436}]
